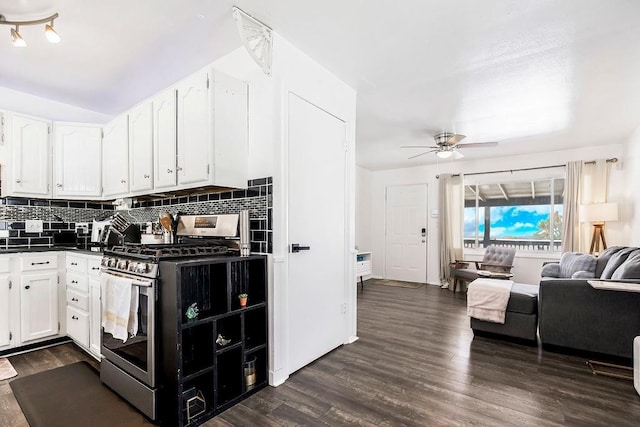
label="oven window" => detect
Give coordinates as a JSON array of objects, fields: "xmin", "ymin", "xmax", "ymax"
[{"xmin": 102, "ymin": 289, "xmax": 149, "ymax": 371}]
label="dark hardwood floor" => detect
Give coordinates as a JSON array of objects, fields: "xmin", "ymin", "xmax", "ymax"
[{"xmin": 2, "ymin": 282, "xmax": 639, "ymax": 426}]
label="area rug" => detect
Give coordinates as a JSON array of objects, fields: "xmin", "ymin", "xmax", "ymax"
[
  {"xmin": 0, "ymin": 358, "xmax": 17, "ymax": 380},
  {"xmin": 10, "ymin": 361, "xmax": 155, "ymax": 427},
  {"xmin": 366, "ymin": 279, "xmax": 426, "ymax": 289}
]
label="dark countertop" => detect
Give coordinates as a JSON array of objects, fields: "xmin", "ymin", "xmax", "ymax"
[{"xmin": 0, "ymin": 246, "xmax": 104, "ymax": 255}]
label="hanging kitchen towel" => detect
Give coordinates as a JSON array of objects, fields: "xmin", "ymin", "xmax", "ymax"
[
  {"xmin": 128, "ymin": 287, "xmax": 139, "ymax": 338},
  {"xmin": 101, "ymin": 274, "xmax": 133, "ymax": 343}
]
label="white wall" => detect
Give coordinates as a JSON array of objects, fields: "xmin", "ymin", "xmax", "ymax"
[
  {"xmin": 355, "ymin": 165, "xmax": 373, "ymax": 252},
  {"xmin": 363, "ymin": 143, "xmax": 627, "ymax": 286},
  {"xmin": 623, "ymin": 128, "xmax": 640, "ymax": 246},
  {"xmin": 0, "ymin": 87, "xmax": 112, "ymax": 123}
]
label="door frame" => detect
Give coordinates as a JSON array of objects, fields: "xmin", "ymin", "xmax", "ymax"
[{"xmin": 384, "ymin": 183, "xmax": 429, "ymax": 282}]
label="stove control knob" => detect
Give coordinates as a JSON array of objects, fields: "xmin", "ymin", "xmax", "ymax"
[
  {"xmin": 136, "ymin": 263, "xmax": 148, "ymax": 274},
  {"xmin": 117, "ymin": 259, "xmax": 128, "ymax": 270},
  {"xmin": 128, "ymin": 263, "xmax": 138, "ymax": 272},
  {"xmin": 108, "ymin": 258, "xmax": 117, "ymax": 268}
]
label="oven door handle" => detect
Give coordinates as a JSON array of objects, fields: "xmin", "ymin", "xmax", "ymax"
[{"xmin": 102, "ymin": 271, "xmax": 154, "ymax": 288}]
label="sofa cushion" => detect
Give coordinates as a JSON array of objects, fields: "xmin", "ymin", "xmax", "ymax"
[
  {"xmin": 600, "ymin": 247, "xmax": 637, "ymax": 279},
  {"xmin": 595, "ymin": 246, "xmax": 627, "ymax": 277},
  {"xmin": 559, "ymin": 252, "xmax": 596, "ymax": 278},
  {"xmin": 611, "ymin": 250, "xmax": 640, "ymax": 280},
  {"xmin": 506, "ymin": 283, "xmax": 539, "ymax": 314}
]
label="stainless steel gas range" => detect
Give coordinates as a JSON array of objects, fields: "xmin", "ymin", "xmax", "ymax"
[{"xmin": 99, "ymin": 214, "xmax": 244, "ymax": 421}]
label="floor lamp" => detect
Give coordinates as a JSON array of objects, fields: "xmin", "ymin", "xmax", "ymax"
[{"xmin": 580, "ymin": 203, "xmax": 619, "ymax": 254}]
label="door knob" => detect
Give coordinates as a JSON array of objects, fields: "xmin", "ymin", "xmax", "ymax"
[
  {"xmin": 25, "ymin": 285, "xmax": 30, "ymax": 289},
  {"xmin": 291, "ymin": 243, "xmax": 311, "ymax": 253}
]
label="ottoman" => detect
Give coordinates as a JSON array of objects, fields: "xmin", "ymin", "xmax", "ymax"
[{"xmin": 470, "ymin": 282, "xmax": 539, "ymax": 342}]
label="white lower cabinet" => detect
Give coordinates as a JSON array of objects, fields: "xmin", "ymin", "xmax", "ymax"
[
  {"xmin": 0, "ymin": 275, "xmax": 11, "ymax": 349},
  {"xmin": 66, "ymin": 253, "xmax": 102, "ymax": 360},
  {"xmin": 20, "ymin": 271, "xmax": 59, "ymax": 343}
]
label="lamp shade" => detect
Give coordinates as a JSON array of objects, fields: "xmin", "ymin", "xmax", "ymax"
[{"xmin": 579, "ymin": 202, "xmax": 619, "ymax": 223}]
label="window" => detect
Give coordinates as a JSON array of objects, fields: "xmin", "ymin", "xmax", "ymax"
[{"xmin": 464, "ymin": 178, "xmax": 564, "ymax": 251}]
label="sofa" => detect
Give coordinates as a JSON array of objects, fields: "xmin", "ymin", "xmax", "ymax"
[{"xmin": 539, "ymin": 246, "xmax": 640, "ymax": 359}]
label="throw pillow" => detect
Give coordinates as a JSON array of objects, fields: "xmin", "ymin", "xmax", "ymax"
[
  {"xmin": 600, "ymin": 247, "xmax": 637, "ymax": 279},
  {"xmin": 594, "ymin": 246, "xmax": 626, "ymax": 277},
  {"xmin": 611, "ymin": 250, "xmax": 640, "ymax": 280},
  {"xmin": 559, "ymin": 252, "xmax": 597, "ymax": 278},
  {"xmin": 540, "ymin": 263, "xmax": 560, "ymax": 278}
]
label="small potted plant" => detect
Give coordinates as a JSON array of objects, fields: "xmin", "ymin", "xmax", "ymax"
[{"xmin": 238, "ymin": 293, "xmax": 248, "ymax": 308}]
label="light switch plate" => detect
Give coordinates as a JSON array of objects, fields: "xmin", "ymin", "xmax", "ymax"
[
  {"xmin": 26, "ymin": 219, "xmax": 44, "ymax": 233},
  {"xmin": 0, "ymin": 230, "xmax": 8, "ymax": 238}
]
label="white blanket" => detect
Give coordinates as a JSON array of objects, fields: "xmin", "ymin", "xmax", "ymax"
[
  {"xmin": 467, "ymin": 278, "xmax": 513, "ymax": 324},
  {"xmin": 101, "ymin": 274, "xmax": 137, "ymax": 343}
]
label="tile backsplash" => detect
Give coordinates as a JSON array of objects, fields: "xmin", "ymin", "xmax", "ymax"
[{"xmin": 0, "ymin": 177, "xmax": 273, "ymax": 253}]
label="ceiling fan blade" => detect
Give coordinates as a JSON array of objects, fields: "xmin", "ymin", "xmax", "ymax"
[
  {"xmin": 408, "ymin": 150, "xmax": 436, "ymax": 160},
  {"xmin": 446, "ymin": 133, "xmax": 467, "ymax": 145},
  {"xmin": 456, "ymin": 141, "xmax": 498, "ymax": 149},
  {"xmin": 401, "ymin": 145, "xmax": 438, "ymax": 149}
]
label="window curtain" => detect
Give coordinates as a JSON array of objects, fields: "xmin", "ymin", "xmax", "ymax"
[
  {"xmin": 561, "ymin": 161, "xmax": 582, "ymax": 252},
  {"xmin": 579, "ymin": 159, "xmax": 610, "ymax": 253},
  {"xmin": 561, "ymin": 159, "xmax": 611, "ymax": 253},
  {"xmin": 439, "ymin": 174, "xmax": 464, "ymax": 290}
]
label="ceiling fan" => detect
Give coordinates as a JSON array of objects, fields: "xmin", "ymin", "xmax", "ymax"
[{"xmin": 402, "ymin": 132, "xmax": 498, "ymax": 160}]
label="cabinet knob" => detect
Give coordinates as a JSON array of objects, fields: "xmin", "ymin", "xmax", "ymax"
[
  {"xmin": 57, "ymin": 183, "xmax": 63, "ymax": 187},
  {"xmin": 91, "ymin": 267, "xmax": 99, "ymax": 270},
  {"xmin": 72, "ymin": 315, "xmax": 78, "ymax": 320},
  {"xmin": 144, "ymin": 174, "xmax": 150, "ymax": 178},
  {"xmin": 25, "ymin": 285, "xmax": 30, "ymax": 289},
  {"xmin": 72, "ymin": 297, "xmax": 78, "ymax": 301},
  {"xmin": 71, "ymin": 280, "xmax": 78, "ymax": 284},
  {"xmin": 167, "ymin": 169, "xmax": 173, "ymax": 174},
  {"xmin": 120, "ymin": 179, "xmax": 127, "ymax": 184},
  {"xmin": 15, "ymin": 179, "xmax": 21, "ymax": 183},
  {"xmin": 176, "ymin": 166, "xmax": 183, "ymax": 171},
  {"xmin": 71, "ymin": 262, "xmax": 77, "ymax": 266}
]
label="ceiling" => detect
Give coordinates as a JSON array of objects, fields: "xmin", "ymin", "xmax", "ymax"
[{"xmin": 2, "ymin": 1, "xmax": 640, "ymax": 171}]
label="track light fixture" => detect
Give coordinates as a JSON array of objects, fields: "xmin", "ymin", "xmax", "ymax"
[{"xmin": 0, "ymin": 12, "xmax": 60, "ymax": 47}]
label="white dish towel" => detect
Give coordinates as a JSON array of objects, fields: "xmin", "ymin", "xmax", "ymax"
[
  {"xmin": 101, "ymin": 274, "xmax": 137, "ymax": 343},
  {"xmin": 467, "ymin": 278, "xmax": 513, "ymax": 324}
]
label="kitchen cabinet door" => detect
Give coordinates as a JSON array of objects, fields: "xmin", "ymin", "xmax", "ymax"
[
  {"xmin": 102, "ymin": 114, "xmax": 129, "ymax": 198},
  {"xmin": 20, "ymin": 272, "xmax": 59, "ymax": 343},
  {"xmin": 210, "ymin": 69, "xmax": 249, "ymax": 189},
  {"xmin": 67, "ymin": 306, "xmax": 90, "ymax": 349},
  {"xmin": 89, "ymin": 278, "xmax": 101, "ymax": 358},
  {"xmin": 129, "ymin": 102, "xmax": 154, "ymax": 193},
  {"xmin": 0, "ymin": 275, "xmax": 10, "ymax": 348},
  {"xmin": 154, "ymin": 89, "xmax": 178, "ymax": 190},
  {"xmin": 3, "ymin": 112, "xmax": 51, "ymax": 197},
  {"xmin": 53, "ymin": 124, "xmax": 102, "ymax": 198},
  {"xmin": 176, "ymin": 70, "xmax": 210, "ymax": 187}
]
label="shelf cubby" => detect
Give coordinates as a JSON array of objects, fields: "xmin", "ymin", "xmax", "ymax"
[
  {"xmin": 244, "ymin": 307, "xmax": 267, "ymax": 351},
  {"xmin": 181, "ymin": 323, "xmax": 214, "ymax": 377},
  {"xmin": 216, "ymin": 347, "xmax": 243, "ymax": 406},
  {"xmin": 216, "ymin": 314, "xmax": 241, "ymax": 350},
  {"xmin": 181, "ymin": 371, "xmax": 214, "ymax": 426}
]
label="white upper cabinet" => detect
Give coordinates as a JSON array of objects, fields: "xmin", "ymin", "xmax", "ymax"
[
  {"xmin": 153, "ymin": 89, "xmax": 177, "ymax": 190},
  {"xmin": 53, "ymin": 124, "xmax": 102, "ymax": 199},
  {"xmin": 129, "ymin": 102, "xmax": 154, "ymax": 194},
  {"xmin": 102, "ymin": 114, "xmax": 129, "ymax": 198},
  {"xmin": 2, "ymin": 112, "xmax": 51, "ymax": 197},
  {"xmin": 176, "ymin": 70, "xmax": 210, "ymax": 186},
  {"xmin": 210, "ymin": 69, "xmax": 249, "ymax": 189}
]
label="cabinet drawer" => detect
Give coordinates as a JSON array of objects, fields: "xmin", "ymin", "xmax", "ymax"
[
  {"xmin": 67, "ymin": 288, "xmax": 89, "ymax": 311},
  {"xmin": 0, "ymin": 256, "xmax": 11, "ymax": 274},
  {"xmin": 20, "ymin": 254, "xmax": 58, "ymax": 271},
  {"xmin": 67, "ymin": 306, "xmax": 90, "ymax": 348},
  {"xmin": 66, "ymin": 255, "xmax": 88, "ymax": 273},
  {"xmin": 87, "ymin": 258, "xmax": 102, "ymax": 277},
  {"xmin": 355, "ymin": 260, "xmax": 372, "ymax": 276},
  {"xmin": 67, "ymin": 272, "xmax": 89, "ymax": 292}
]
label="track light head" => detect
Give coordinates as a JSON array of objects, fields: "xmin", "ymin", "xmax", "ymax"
[
  {"xmin": 45, "ymin": 22, "xmax": 60, "ymax": 43},
  {"xmin": 11, "ymin": 26, "xmax": 26, "ymax": 47}
]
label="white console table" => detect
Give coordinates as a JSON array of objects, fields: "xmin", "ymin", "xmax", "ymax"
[{"xmin": 356, "ymin": 252, "xmax": 372, "ymax": 292}]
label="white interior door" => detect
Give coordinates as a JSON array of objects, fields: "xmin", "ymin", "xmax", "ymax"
[
  {"xmin": 385, "ymin": 184, "xmax": 428, "ymax": 282},
  {"xmin": 288, "ymin": 93, "xmax": 346, "ymax": 374}
]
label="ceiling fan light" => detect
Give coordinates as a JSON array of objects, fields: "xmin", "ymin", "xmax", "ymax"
[
  {"xmin": 436, "ymin": 150, "xmax": 453, "ymax": 159},
  {"xmin": 11, "ymin": 26, "xmax": 26, "ymax": 47},
  {"xmin": 45, "ymin": 23, "xmax": 60, "ymax": 43},
  {"xmin": 452, "ymin": 150, "xmax": 464, "ymax": 160}
]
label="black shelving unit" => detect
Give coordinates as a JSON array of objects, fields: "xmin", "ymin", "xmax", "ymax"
[{"xmin": 159, "ymin": 255, "xmax": 268, "ymax": 426}]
